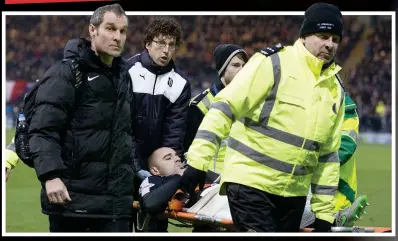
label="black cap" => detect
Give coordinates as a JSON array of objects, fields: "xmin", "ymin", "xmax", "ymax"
[
  {"xmin": 300, "ymin": 2, "xmax": 343, "ymax": 41},
  {"xmin": 213, "ymin": 44, "xmax": 248, "ymax": 77}
]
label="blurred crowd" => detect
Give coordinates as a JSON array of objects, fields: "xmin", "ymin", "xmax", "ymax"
[
  {"xmin": 6, "ymin": 15, "xmax": 392, "ymax": 133},
  {"xmin": 345, "ymin": 16, "xmax": 392, "ymax": 132}
]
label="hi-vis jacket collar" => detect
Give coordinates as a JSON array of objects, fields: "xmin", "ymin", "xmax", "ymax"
[{"xmin": 294, "ymin": 39, "xmax": 341, "ymax": 82}]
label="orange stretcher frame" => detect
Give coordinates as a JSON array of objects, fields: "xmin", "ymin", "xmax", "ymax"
[{"xmin": 132, "ymin": 201, "xmax": 392, "ymax": 233}]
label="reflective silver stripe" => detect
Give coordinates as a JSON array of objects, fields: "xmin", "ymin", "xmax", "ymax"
[
  {"xmin": 311, "ymin": 184, "xmax": 337, "ymax": 195},
  {"xmin": 211, "ymin": 102, "xmax": 235, "ymax": 121},
  {"xmin": 239, "ymin": 117, "xmax": 320, "ymax": 152},
  {"xmin": 340, "ymin": 87, "xmax": 345, "ymax": 107},
  {"xmin": 259, "ymin": 53, "xmax": 281, "ymax": 125},
  {"xmin": 195, "ymin": 130, "xmax": 221, "ymax": 146},
  {"xmin": 342, "ymin": 130, "xmax": 358, "ymax": 142},
  {"xmin": 336, "ymin": 74, "xmax": 345, "ymax": 107},
  {"xmin": 202, "ymin": 94, "xmax": 211, "ymax": 110},
  {"xmin": 7, "ymin": 142, "xmax": 16, "ymax": 152},
  {"xmin": 319, "ymin": 152, "xmax": 339, "ymax": 163},
  {"xmin": 228, "ymin": 137, "xmax": 308, "ymax": 176},
  {"xmin": 238, "ymin": 53, "xmax": 320, "ymax": 152}
]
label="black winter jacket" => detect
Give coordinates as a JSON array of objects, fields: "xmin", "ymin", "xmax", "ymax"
[
  {"xmin": 126, "ymin": 50, "xmax": 191, "ymax": 171},
  {"xmin": 28, "ymin": 38, "xmax": 135, "ymax": 219}
]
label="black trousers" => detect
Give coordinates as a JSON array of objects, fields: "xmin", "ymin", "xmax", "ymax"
[
  {"xmin": 226, "ymin": 182, "xmax": 306, "ymax": 232},
  {"xmin": 49, "ymin": 215, "xmax": 130, "ymax": 232},
  {"xmin": 131, "ymin": 175, "xmax": 143, "ymax": 232}
]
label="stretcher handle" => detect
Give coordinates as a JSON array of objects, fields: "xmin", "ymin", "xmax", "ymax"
[
  {"xmin": 331, "ymin": 226, "xmax": 374, "ymax": 232},
  {"xmin": 132, "ymin": 202, "xmax": 391, "ymax": 233},
  {"xmin": 302, "ymin": 227, "xmax": 391, "ymax": 233},
  {"xmin": 136, "ymin": 210, "xmax": 151, "ymax": 232}
]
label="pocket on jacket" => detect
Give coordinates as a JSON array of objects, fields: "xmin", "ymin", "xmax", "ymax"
[
  {"xmin": 314, "ymin": 99, "xmax": 336, "ymax": 142},
  {"xmin": 278, "ymin": 93, "xmax": 306, "ymax": 109},
  {"xmin": 271, "ymin": 92, "xmax": 308, "ymax": 135}
]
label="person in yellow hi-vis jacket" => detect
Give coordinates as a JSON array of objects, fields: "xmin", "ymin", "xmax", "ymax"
[
  {"xmin": 183, "ymin": 44, "xmax": 249, "ymax": 174},
  {"xmin": 5, "ymin": 137, "xmax": 20, "ymax": 181},
  {"xmin": 182, "ymin": 3, "xmax": 346, "ymax": 232},
  {"xmin": 184, "ymin": 44, "xmax": 282, "ymax": 176},
  {"xmin": 300, "ymin": 93, "xmax": 369, "ymax": 229}
]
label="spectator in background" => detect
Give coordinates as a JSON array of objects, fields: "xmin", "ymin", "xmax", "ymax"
[
  {"xmin": 346, "ymin": 16, "xmax": 391, "ymax": 133},
  {"xmin": 375, "ymin": 100, "xmax": 386, "ymax": 131},
  {"xmin": 6, "ymin": 15, "xmax": 391, "ymax": 133}
]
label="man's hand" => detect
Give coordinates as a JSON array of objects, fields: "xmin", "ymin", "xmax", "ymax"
[
  {"xmin": 181, "ymin": 165, "xmax": 206, "ymax": 195},
  {"xmin": 45, "ymin": 178, "xmax": 72, "ymax": 205},
  {"xmin": 137, "ymin": 169, "xmax": 152, "ymax": 181}
]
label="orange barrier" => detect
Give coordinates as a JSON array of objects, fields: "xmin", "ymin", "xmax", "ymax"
[{"xmin": 132, "ymin": 201, "xmax": 392, "ymax": 233}]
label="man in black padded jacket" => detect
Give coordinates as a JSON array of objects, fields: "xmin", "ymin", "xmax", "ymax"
[{"xmin": 27, "ymin": 4, "xmax": 135, "ymax": 232}]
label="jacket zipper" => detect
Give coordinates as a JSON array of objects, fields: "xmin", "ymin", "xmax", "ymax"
[
  {"xmin": 108, "ymin": 72, "xmax": 118, "ymax": 222},
  {"xmin": 150, "ymin": 71, "xmax": 160, "ymax": 137},
  {"xmin": 112, "ymin": 92, "xmax": 120, "ymax": 222},
  {"xmin": 111, "ymin": 69, "xmax": 129, "ymax": 222}
]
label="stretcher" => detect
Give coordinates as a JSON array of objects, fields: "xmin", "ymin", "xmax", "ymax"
[{"xmin": 132, "ymin": 183, "xmax": 392, "ymax": 233}]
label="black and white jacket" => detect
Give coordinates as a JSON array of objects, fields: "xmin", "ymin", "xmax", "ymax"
[{"xmin": 126, "ymin": 50, "xmax": 191, "ymax": 172}]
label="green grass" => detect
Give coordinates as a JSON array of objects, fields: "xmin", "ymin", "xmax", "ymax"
[
  {"xmin": 354, "ymin": 143, "xmax": 392, "ymax": 228},
  {"xmin": 5, "ymin": 129, "xmax": 392, "ymax": 232}
]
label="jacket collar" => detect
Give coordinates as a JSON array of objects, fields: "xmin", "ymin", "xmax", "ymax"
[
  {"xmin": 209, "ymin": 79, "xmax": 225, "ymax": 96},
  {"xmin": 140, "ymin": 49, "xmax": 175, "ymax": 75},
  {"xmin": 64, "ymin": 38, "xmax": 123, "ymax": 72},
  {"xmin": 293, "ymin": 39, "xmax": 341, "ymax": 81}
]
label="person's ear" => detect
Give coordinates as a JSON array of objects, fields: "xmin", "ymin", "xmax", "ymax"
[
  {"xmin": 145, "ymin": 41, "xmax": 152, "ymax": 50},
  {"xmin": 89, "ymin": 24, "xmax": 97, "ymax": 38},
  {"xmin": 150, "ymin": 166, "xmax": 160, "ymax": 176}
]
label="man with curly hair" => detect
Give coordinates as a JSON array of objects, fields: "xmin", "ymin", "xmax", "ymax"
[{"xmin": 126, "ymin": 16, "xmax": 191, "ymax": 232}]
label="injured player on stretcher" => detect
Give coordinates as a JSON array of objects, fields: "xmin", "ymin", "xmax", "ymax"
[
  {"xmin": 138, "ymin": 147, "xmax": 223, "ymax": 232},
  {"xmin": 138, "ymin": 147, "xmax": 389, "ymax": 233}
]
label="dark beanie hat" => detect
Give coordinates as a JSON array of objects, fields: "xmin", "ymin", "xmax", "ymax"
[
  {"xmin": 213, "ymin": 44, "xmax": 248, "ymax": 77},
  {"xmin": 300, "ymin": 2, "xmax": 343, "ymax": 40}
]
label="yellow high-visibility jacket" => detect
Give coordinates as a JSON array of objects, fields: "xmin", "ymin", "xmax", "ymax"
[
  {"xmin": 187, "ymin": 39, "xmax": 345, "ymax": 223},
  {"xmin": 335, "ymin": 94, "xmax": 359, "ymax": 211},
  {"xmin": 5, "ymin": 137, "xmax": 19, "ymax": 169},
  {"xmin": 184, "ymin": 83, "xmax": 227, "ymax": 174}
]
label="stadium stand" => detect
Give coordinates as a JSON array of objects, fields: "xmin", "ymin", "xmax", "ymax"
[{"xmin": 6, "ymin": 15, "xmax": 391, "ymax": 133}]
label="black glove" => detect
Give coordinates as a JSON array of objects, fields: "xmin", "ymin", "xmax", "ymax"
[
  {"xmin": 313, "ymin": 218, "xmax": 332, "ymax": 232},
  {"xmin": 181, "ymin": 165, "xmax": 206, "ymax": 196}
]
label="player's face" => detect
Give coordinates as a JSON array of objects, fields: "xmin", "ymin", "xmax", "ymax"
[{"xmin": 156, "ymin": 148, "xmax": 182, "ymax": 176}]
